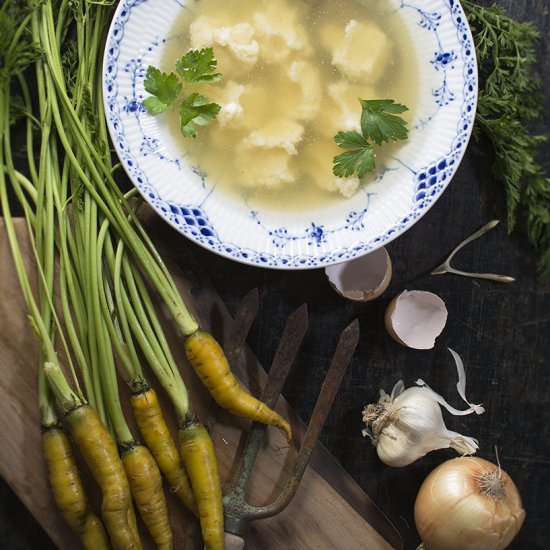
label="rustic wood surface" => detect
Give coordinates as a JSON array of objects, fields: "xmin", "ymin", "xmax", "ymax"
[
  {"xmin": 1, "ymin": 1, "xmax": 549, "ymax": 549},
  {"xmin": 0, "ymin": 220, "xmax": 396, "ymax": 550}
]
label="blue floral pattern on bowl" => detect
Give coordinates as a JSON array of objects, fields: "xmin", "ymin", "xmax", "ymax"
[{"xmin": 103, "ymin": 0, "xmax": 478, "ymax": 269}]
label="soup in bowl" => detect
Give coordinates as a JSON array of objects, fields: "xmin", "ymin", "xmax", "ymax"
[{"xmin": 103, "ymin": 0, "xmax": 478, "ymax": 268}]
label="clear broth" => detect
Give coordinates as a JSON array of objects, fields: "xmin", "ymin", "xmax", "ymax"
[{"xmin": 162, "ymin": 0, "xmax": 418, "ymax": 212}]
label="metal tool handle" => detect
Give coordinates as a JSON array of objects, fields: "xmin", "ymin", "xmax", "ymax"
[{"xmin": 224, "ymin": 532, "xmax": 246, "ymax": 550}]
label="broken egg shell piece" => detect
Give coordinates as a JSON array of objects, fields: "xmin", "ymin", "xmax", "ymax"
[
  {"xmin": 384, "ymin": 290, "xmax": 448, "ymax": 349},
  {"xmin": 325, "ymin": 247, "xmax": 392, "ymax": 302}
]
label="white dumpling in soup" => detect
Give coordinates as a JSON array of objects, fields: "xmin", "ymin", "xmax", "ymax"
[
  {"xmin": 316, "ymin": 80, "xmax": 376, "ymax": 138},
  {"xmin": 252, "ymin": 0, "xmax": 311, "ymax": 63},
  {"xmin": 302, "ymin": 139, "xmax": 361, "ymax": 198},
  {"xmin": 189, "ymin": 16, "xmax": 260, "ymax": 71},
  {"xmin": 234, "ymin": 119, "xmax": 304, "ymax": 189},
  {"xmin": 202, "ymin": 80, "xmax": 246, "ymax": 129},
  {"xmin": 242, "ymin": 119, "xmax": 304, "ymax": 155},
  {"xmin": 286, "ymin": 60, "xmax": 322, "ymax": 121},
  {"xmin": 234, "ymin": 146, "xmax": 297, "ymax": 190},
  {"xmin": 330, "ymin": 20, "xmax": 391, "ymax": 83}
]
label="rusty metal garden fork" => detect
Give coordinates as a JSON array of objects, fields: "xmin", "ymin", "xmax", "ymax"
[{"xmin": 220, "ymin": 289, "xmax": 360, "ymax": 548}]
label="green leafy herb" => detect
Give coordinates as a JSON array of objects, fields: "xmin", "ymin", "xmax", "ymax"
[
  {"xmin": 462, "ymin": 0, "xmax": 550, "ymax": 279},
  {"xmin": 143, "ymin": 47, "xmax": 222, "ymax": 136},
  {"xmin": 143, "ymin": 66, "xmax": 182, "ymax": 114},
  {"xmin": 333, "ymin": 131, "xmax": 375, "ymax": 178},
  {"xmin": 333, "ymin": 99, "xmax": 408, "ymax": 179},
  {"xmin": 175, "ymin": 48, "xmax": 222, "ymax": 83},
  {"xmin": 360, "ymin": 99, "xmax": 409, "ymax": 145},
  {"xmin": 0, "ymin": 2, "xmax": 42, "ymax": 84},
  {"xmin": 179, "ymin": 93, "xmax": 221, "ymax": 138}
]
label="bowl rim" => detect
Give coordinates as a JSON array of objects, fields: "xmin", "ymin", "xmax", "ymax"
[{"xmin": 102, "ymin": 0, "xmax": 479, "ymax": 270}]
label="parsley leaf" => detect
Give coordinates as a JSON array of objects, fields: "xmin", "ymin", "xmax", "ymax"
[
  {"xmin": 333, "ymin": 100, "xmax": 409, "ymax": 179},
  {"xmin": 333, "ymin": 132, "xmax": 375, "ymax": 178},
  {"xmin": 143, "ymin": 49, "xmax": 222, "ymax": 136},
  {"xmin": 360, "ymin": 99, "xmax": 409, "ymax": 145},
  {"xmin": 143, "ymin": 66, "xmax": 182, "ymax": 114},
  {"xmin": 179, "ymin": 93, "xmax": 221, "ymax": 138},
  {"xmin": 176, "ymin": 48, "xmax": 222, "ymax": 84}
]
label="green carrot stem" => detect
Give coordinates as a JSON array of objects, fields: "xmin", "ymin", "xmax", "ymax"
[
  {"xmin": 15, "ymin": 74, "xmax": 40, "ymax": 187},
  {"xmin": 38, "ymin": 2, "xmax": 199, "ymax": 336},
  {"xmin": 126, "ymin": 257, "xmax": 185, "ymax": 387},
  {"xmin": 97, "ymin": 218, "xmax": 144, "ymax": 384},
  {"xmin": 1, "ymin": 89, "xmax": 57, "ymax": 369},
  {"xmin": 111, "ymin": 239, "xmax": 189, "ymax": 420},
  {"xmin": 39, "ymin": 360, "xmax": 58, "ymax": 428},
  {"xmin": 44, "ymin": 362, "xmax": 83, "ymax": 412}
]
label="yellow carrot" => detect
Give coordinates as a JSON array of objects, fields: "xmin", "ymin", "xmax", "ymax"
[
  {"xmin": 42, "ymin": 427, "xmax": 110, "ymax": 550},
  {"xmin": 122, "ymin": 444, "xmax": 173, "ymax": 550},
  {"xmin": 130, "ymin": 388, "xmax": 197, "ymax": 515},
  {"xmin": 66, "ymin": 405, "xmax": 141, "ymax": 550},
  {"xmin": 184, "ymin": 330, "xmax": 292, "ymax": 441},
  {"xmin": 80, "ymin": 514, "xmax": 111, "ymax": 550},
  {"xmin": 179, "ymin": 419, "xmax": 223, "ymax": 550}
]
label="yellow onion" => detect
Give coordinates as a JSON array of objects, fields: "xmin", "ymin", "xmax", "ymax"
[{"xmin": 414, "ymin": 457, "xmax": 525, "ymax": 550}]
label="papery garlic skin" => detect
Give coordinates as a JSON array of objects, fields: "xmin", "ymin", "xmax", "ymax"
[
  {"xmin": 362, "ymin": 349, "xmax": 483, "ymax": 467},
  {"xmin": 363, "ymin": 386, "xmax": 479, "ymax": 467},
  {"xmin": 414, "ymin": 457, "xmax": 526, "ymax": 550}
]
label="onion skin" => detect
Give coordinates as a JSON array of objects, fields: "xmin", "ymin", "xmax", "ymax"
[{"xmin": 414, "ymin": 457, "xmax": 525, "ymax": 550}]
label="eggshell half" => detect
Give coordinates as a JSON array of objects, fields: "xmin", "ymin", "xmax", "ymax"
[
  {"xmin": 385, "ymin": 290, "xmax": 448, "ymax": 349},
  {"xmin": 325, "ymin": 248, "xmax": 392, "ymax": 302}
]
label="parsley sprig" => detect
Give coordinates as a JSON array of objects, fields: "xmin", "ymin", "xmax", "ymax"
[
  {"xmin": 333, "ymin": 99, "xmax": 409, "ymax": 179},
  {"xmin": 462, "ymin": 0, "xmax": 550, "ymax": 279},
  {"xmin": 143, "ymin": 47, "xmax": 221, "ymax": 138}
]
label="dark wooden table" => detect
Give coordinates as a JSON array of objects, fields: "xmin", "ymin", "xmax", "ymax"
[{"xmin": 1, "ymin": 1, "xmax": 549, "ymax": 549}]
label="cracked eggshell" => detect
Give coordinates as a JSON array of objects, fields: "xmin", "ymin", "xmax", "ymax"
[
  {"xmin": 325, "ymin": 247, "xmax": 392, "ymax": 302},
  {"xmin": 384, "ymin": 290, "xmax": 448, "ymax": 349}
]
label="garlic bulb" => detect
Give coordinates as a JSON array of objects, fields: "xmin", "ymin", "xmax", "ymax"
[{"xmin": 362, "ymin": 349, "xmax": 484, "ymax": 467}]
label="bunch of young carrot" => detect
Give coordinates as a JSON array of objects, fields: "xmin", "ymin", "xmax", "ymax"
[{"xmin": 0, "ymin": 1, "xmax": 291, "ymax": 549}]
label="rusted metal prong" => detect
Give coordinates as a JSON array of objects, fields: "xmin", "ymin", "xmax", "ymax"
[
  {"xmin": 261, "ymin": 302, "xmax": 309, "ymax": 406},
  {"xmin": 224, "ymin": 317, "xmax": 359, "ymax": 540},
  {"xmin": 224, "ymin": 288, "xmax": 260, "ymax": 367},
  {"xmin": 234, "ymin": 319, "xmax": 360, "ymax": 521},
  {"xmin": 223, "ymin": 304, "xmax": 309, "ymax": 530}
]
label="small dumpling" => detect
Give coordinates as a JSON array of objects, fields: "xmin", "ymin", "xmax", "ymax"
[
  {"xmin": 287, "ymin": 60, "xmax": 322, "ymax": 121},
  {"xmin": 234, "ymin": 118, "xmax": 304, "ymax": 189},
  {"xmin": 252, "ymin": 0, "xmax": 311, "ymax": 63},
  {"xmin": 242, "ymin": 119, "xmax": 304, "ymax": 155},
  {"xmin": 189, "ymin": 15, "xmax": 217, "ymax": 49},
  {"xmin": 207, "ymin": 80, "xmax": 246, "ymax": 128},
  {"xmin": 316, "ymin": 80, "xmax": 376, "ymax": 138},
  {"xmin": 189, "ymin": 16, "xmax": 259, "ymax": 72},
  {"xmin": 302, "ymin": 139, "xmax": 361, "ymax": 198},
  {"xmin": 235, "ymin": 145, "xmax": 297, "ymax": 189},
  {"xmin": 213, "ymin": 23, "xmax": 259, "ymax": 66},
  {"xmin": 331, "ymin": 20, "xmax": 391, "ymax": 82}
]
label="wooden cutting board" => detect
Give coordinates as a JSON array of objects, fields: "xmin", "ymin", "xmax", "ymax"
[{"xmin": 0, "ymin": 218, "xmax": 401, "ymax": 550}]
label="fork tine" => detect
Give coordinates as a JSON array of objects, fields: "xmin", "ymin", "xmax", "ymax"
[
  {"xmin": 249, "ymin": 319, "xmax": 360, "ymax": 520},
  {"xmin": 225, "ymin": 288, "xmax": 260, "ymax": 366},
  {"xmin": 261, "ymin": 303, "xmax": 309, "ymax": 406},
  {"xmin": 223, "ymin": 304, "xmax": 309, "ymax": 504}
]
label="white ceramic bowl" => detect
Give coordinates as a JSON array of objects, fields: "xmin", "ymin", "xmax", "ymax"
[{"xmin": 103, "ymin": 0, "xmax": 477, "ymax": 269}]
